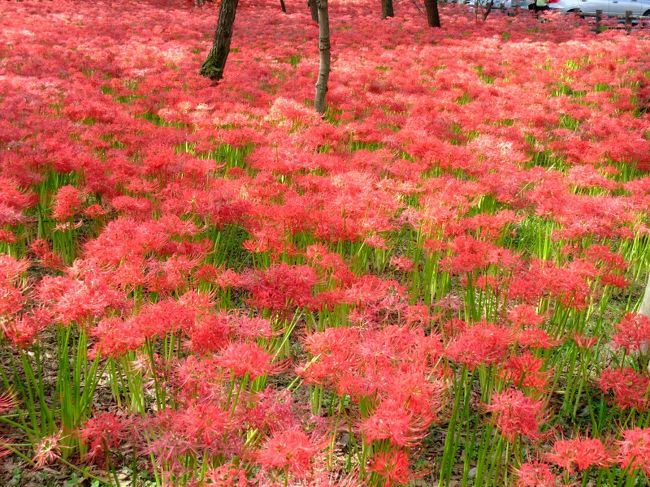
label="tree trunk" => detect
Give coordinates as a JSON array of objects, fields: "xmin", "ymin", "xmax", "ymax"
[
  {"xmin": 424, "ymin": 0, "xmax": 441, "ymax": 27},
  {"xmin": 381, "ymin": 0, "xmax": 395, "ymax": 18},
  {"xmin": 482, "ymin": 0, "xmax": 495, "ymax": 20},
  {"xmin": 308, "ymin": 0, "xmax": 319, "ymax": 22},
  {"xmin": 280, "ymin": 0, "xmax": 287, "ymax": 13},
  {"xmin": 314, "ymin": 0, "xmax": 330, "ymax": 115},
  {"xmin": 200, "ymin": 0, "xmax": 239, "ymax": 81},
  {"xmin": 641, "ymin": 273, "xmax": 650, "ymax": 320},
  {"xmin": 640, "ymin": 273, "xmax": 650, "ymax": 363}
]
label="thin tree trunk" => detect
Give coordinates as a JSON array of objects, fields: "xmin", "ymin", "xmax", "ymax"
[
  {"xmin": 381, "ymin": 0, "xmax": 394, "ymax": 18},
  {"xmin": 314, "ymin": 0, "xmax": 330, "ymax": 115},
  {"xmin": 308, "ymin": 0, "xmax": 319, "ymax": 22},
  {"xmin": 424, "ymin": 0, "xmax": 441, "ymax": 27},
  {"xmin": 482, "ymin": 0, "xmax": 495, "ymax": 20},
  {"xmin": 640, "ymin": 273, "xmax": 650, "ymax": 361},
  {"xmin": 640, "ymin": 273, "xmax": 650, "ymax": 319},
  {"xmin": 200, "ymin": 0, "xmax": 239, "ymax": 81},
  {"xmin": 280, "ymin": 0, "xmax": 287, "ymax": 13}
]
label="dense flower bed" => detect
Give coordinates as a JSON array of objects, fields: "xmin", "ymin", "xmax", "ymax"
[{"xmin": 1, "ymin": 0, "xmax": 649, "ymax": 485}]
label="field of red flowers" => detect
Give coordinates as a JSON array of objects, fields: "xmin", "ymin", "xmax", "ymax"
[{"xmin": 1, "ymin": 0, "xmax": 650, "ymax": 485}]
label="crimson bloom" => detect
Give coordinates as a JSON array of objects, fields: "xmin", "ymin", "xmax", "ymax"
[
  {"xmin": 216, "ymin": 342, "xmax": 277, "ymax": 379},
  {"xmin": 598, "ymin": 367, "xmax": 649, "ymax": 412},
  {"xmin": 515, "ymin": 461, "xmax": 557, "ymax": 487},
  {"xmin": 52, "ymin": 185, "xmax": 83, "ymax": 221},
  {"xmin": 80, "ymin": 412, "xmax": 128, "ymax": 464},
  {"xmin": 369, "ymin": 449, "xmax": 411, "ymax": 487},
  {"xmin": 360, "ymin": 399, "xmax": 424, "ymax": 447},
  {"xmin": 545, "ymin": 437, "xmax": 611, "ymax": 473},
  {"xmin": 445, "ymin": 322, "xmax": 513, "ymax": 370},
  {"xmin": 617, "ymin": 427, "xmax": 650, "ymax": 476},
  {"xmin": 486, "ymin": 388, "xmax": 546, "ymax": 442},
  {"xmin": 502, "ymin": 352, "xmax": 552, "ymax": 391},
  {"xmin": 257, "ymin": 429, "xmax": 321, "ymax": 478},
  {"xmin": 611, "ymin": 312, "xmax": 650, "ymax": 354}
]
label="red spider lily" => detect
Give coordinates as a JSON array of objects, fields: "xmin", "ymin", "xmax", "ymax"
[
  {"xmin": 443, "ymin": 235, "xmax": 517, "ymax": 275},
  {"xmin": 1, "ymin": 309, "xmax": 52, "ymax": 348},
  {"xmin": 172, "ymin": 356, "xmax": 226, "ymax": 404},
  {"xmin": 29, "ymin": 239, "xmax": 63, "ymax": 270},
  {"xmin": 186, "ymin": 314, "xmax": 231, "ymax": 355},
  {"xmin": 83, "ymin": 203, "xmax": 107, "ymax": 219},
  {"xmin": 390, "ymin": 255, "xmax": 415, "ymax": 272},
  {"xmin": 0, "ymin": 390, "xmax": 16, "ymax": 415},
  {"xmin": 546, "ymin": 437, "xmax": 612, "ymax": 473},
  {"xmin": 501, "ymin": 352, "xmax": 552, "ymax": 392},
  {"xmin": 257, "ymin": 428, "xmax": 322, "ymax": 478},
  {"xmin": 298, "ymin": 327, "xmax": 359, "ymax": 391},
  {"xmin": 229, "ymin": 313, "xmax": 275, "ymax": 341},
  {"xmin": 360, "ymin": 399, "xmax": 426, "ymax": 448},
  {"xmin": 91, "ymin": 297, "xmax": 196, "ymax": 358},
  {"xmin": 571, "ymin": 332, "xmax": 598, "ymax": 350},
  {"xmin": 507, "ymin": 304, "xmax": 546, "ymax": 328},
  {"xmin": 0, "ymin": 437, "xmax": 10, "ymax": 460},
  {"xmin": 245, "ymin": 264, "xmax": 319, "ymax": 313},
  {"xmin": 215, "ymin": 268, "xmax": 245, "ymax": 289},
  {"xmin": 515, "ymin": 328, "xmax": 559, "ymax": 350},
  {"xmin": 2, "ymin": 0, "xmax": 650, "ymax": 483},
  {"xmin": 0, "ymin": 177, "xmax": 35, "ymax": 216},
  {"xmin": 441, "ymin": 318, "xmax": 467, "ymax": 338},
  {"xmin": 384, "ymin": 373, "xmax": 447, "ymax": 424},
  {"xmin": 205, "ymin": 464, "xmax": 248, "ymax": 486},
  {"xmin": 146, "ymin": 404, "xmax": 237, "ymax": 460},
  {"xmin": 369, "ymin": 449, "xmax": 411, "ymax": 487},
  {"xmin": 585, "ymin": 245, "xmax": 628, "ymax": 273},
  {"xmin": 617, "ymin": 428, "xmax": 650, "ymax": 477},
  {"xmin": 611, "ymin": 312, "xmax": 650, "ymax": 355},
  {"xmin": 568, "ymin": 165, "xmax": 619, "ymax": 192},
  {"xmin": 305, "ymin": 243, "xmax": 355, "ymax": 286},
  {"xmin": 216, "ymin": 342, "xmax": 279, "ymax": 380},
  {"xmin": 52, "ymin": 185, "xmax": 83, "ymax": 221},
  {"xmin": 457, "ymin": 210, "xmax": 520, "ymax": 240},
  {"xmin": 245, "ymin": 389, "xmax": 297, "ymax": 435},
  {"xmin": 598, "ymin": 367, "xmax": 650, "ymax": 412},
  {"xmin": 515, "ymin": 461, "xmax": 557, "ymax": 487},
  {"xmin": 508, "ymin": 259, "xmax": 593, "ymax": 310},
  {"xmin": 37, "ymin": 274, "xmax": 126, "ymax": 325},
  {"xmin": 33, "ymin": 432, "xmax": 63, "ymax": 469},
  {"xmin": 299, "ymin": 325, "xmax": 443, "ymax": 404},
  {"xmin": 79, "ymin": 412, "xmax": 129, "ymax": 465},
  {"xmin": 0, "ymin": 283, "xmax": 24, "ymax": 316},
  {"xmin": 0, "ymin": 229, "xmax": 16, "ymax": 244},
  {"xmin": 486, "ymin": 389, "xmax": 546, "ymax": 442},
  {"xmin": 0, "ymin": 255, "xmax": 29, "ymax": 283},
  {"xmin": 445, "ymin": 322, "xmax": 514, "ymax": 370}
]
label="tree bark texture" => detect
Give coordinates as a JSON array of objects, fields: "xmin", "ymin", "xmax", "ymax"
[
  {"xmin": 482, "ymin": 0, "xmax": 495, "ymax": 20},
  {"xmin": 640, "ymin": 273, "xmax": 650, "ymax": 364},
  {"xmin": 314, "ymin": 0, "xmax": 330, "ymax": 115},
  {"xmin": 641, "ymin": 273, "xmax": 650, "ymax": 320},
  {"xmin": 424, "ymin": 0, "xmax": 441, "ymax": 27},
  {"xmin": 200, "ymin": 0, "xmax": 239, "ymax": 81},
  {"xmin": 308, "ymin": 0, "xmax": 319, "ymax": 22},
  {"xmin": 382, "ymin": 0, "xmax": 395, "ymax": 18}
]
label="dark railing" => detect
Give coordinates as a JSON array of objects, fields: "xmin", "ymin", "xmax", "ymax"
[{"xmin": 584, "ymin": 9, "xmax": 645, "ymax": 33}]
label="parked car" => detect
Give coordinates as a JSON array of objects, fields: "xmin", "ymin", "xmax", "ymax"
[
  {"xmin": 548, "ymin": 0, "xmax": 650, "ymax": 16},
  {"xmin": 464, "ymin": 0, "xmax": 528, "ymax": 8}
]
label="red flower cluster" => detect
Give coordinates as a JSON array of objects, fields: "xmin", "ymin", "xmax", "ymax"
[{"xmin": 0, "ymin": 0, "xmax": 649, "ymax": 484}]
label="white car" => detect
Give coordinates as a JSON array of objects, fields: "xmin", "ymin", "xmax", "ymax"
[
  {"xmin": 548, "ymin": 0, "xmax": 650, "ymax": 16},
  {"xmin": 464, "ymin": 0, "xmax": 528, "ymax": 8}
]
